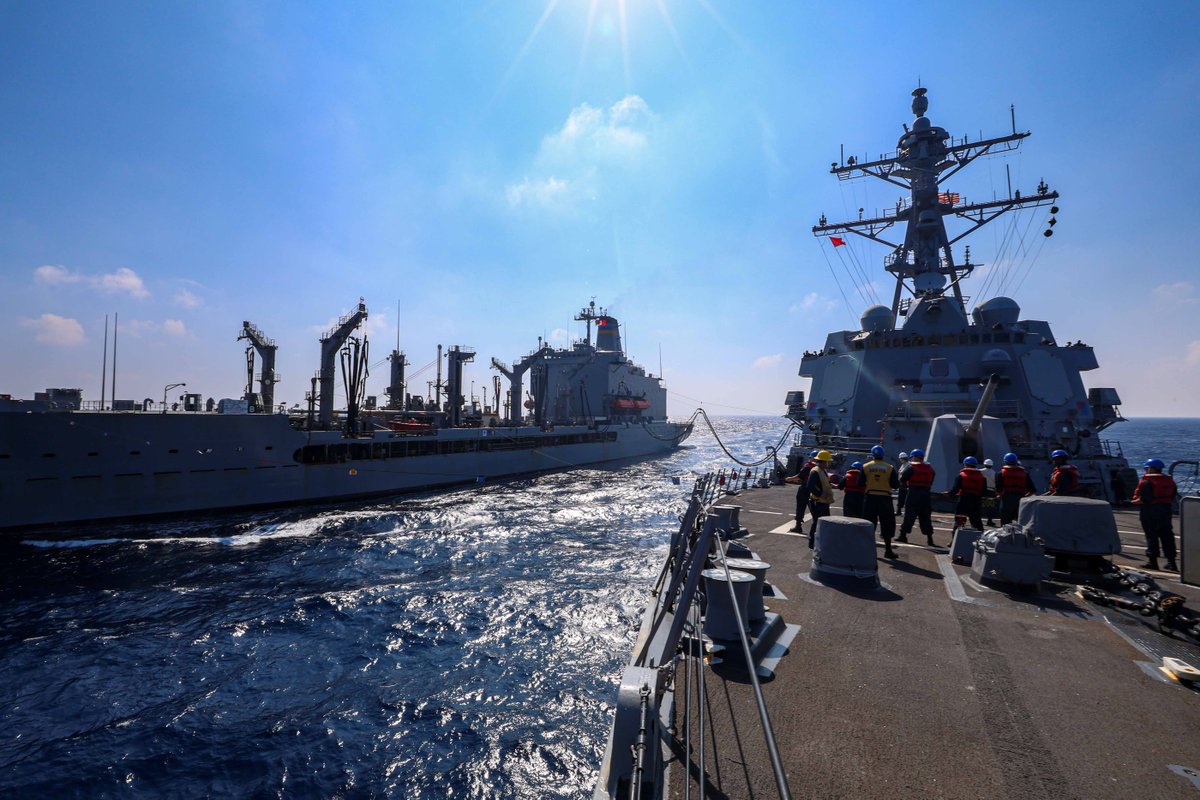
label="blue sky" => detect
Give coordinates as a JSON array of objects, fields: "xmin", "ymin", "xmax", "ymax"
[{"xmin": 3, "ymin": 1, "xmax": 1198, "ymax": 417}]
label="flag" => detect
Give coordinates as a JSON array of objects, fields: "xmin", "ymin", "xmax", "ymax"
[{"xmin": 830, "ymin": 236, "xmax": 846, "ymax": 247}]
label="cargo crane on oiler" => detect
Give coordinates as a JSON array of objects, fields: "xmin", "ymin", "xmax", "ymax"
[
  {"xmin": 1, "ymin": 298, "xmax": 691, "ymax": 532},
  {"xmin": 785, "ymin": 86, "xmax": 1135, "ymax": 497}
]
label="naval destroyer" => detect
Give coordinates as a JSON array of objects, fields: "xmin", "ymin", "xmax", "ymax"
[
  {"xmin": 0, "ymin": 300, "xmax": 692, "ymax": 532},
  {"xmin": 784, "ymin": 87, "xmax": 1136, "ymax": 496}
]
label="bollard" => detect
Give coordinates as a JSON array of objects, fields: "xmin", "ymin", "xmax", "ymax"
[
  {"xmin": 701, "ymin": 568, "xmax": 755, "ymax": 641},
  {"xmin": 724, "ymin": 557, "xmax": 771, "ymax": 622}
]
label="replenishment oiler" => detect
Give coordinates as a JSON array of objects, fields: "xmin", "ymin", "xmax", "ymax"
[{"xmin": 0, "ymin": 300, "xmax": 692, "ymax": 532}]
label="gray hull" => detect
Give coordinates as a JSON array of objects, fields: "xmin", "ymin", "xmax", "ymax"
[{"xmin": 0, "ymin": 412, "xmax": 692, "ymax": 531}]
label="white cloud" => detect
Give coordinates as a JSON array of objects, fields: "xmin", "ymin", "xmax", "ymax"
[
  {"xmin": 163, "ymin": 319, "xmax": 187, "ymax": 337},
  {"xmin": 32, "ymin": 264, "xmax": 149, "ymax": 299},
  {"xmin": 34, "ymin": 265, "xmax": 85, "ymax": 285},
  {"xmin": 121, "ymin": 318, "xmax": 188, "ymax": 338},
  {"xmin": 1186, "ymin": 340, "xmax": 1200, "ymax": 366},
  {"xmin": 752, "ymin": 354, "xmax": 783, "ymax": 369},
  {"xmin": 506, "ymin": 176, "xmax": 575, "ymax": 211},
  {"xmin": 96, "ymin": 267, "xmax": 149, "ymax": 298},
  {"xmin": 1152, "ymin": 281, "xmax": 1195, "ymax": 305},
  {"xmin": 174, "ymin": 288, "xmax": 202, "ymax": 308},
  {"xmin": 506, "ymin": 95, "xmax": 654, "ymax": 213},
  {"xmin": 789, "ymin": 293, "xmax": 836, "ymax": 313},
  {"xmin": 548, "ymin": 327, "xmax": 571, "ymax": 344},
  {"xmin": 21, "ymin": 313, "xmax": 86, "ymax": 346}
]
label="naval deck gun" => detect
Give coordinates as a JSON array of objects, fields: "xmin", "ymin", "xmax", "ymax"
[
  {"xmin": 238, "ymin": 321, "xmax": 278, "ymax": 412},
  {"xmin": 317, "ymin": 300, "xmax": 368, "ymax": 429}
]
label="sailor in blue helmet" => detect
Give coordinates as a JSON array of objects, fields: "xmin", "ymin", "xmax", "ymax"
[
  {"xmin": 862, "ymin": 445, "xmax": 899, "ymax": 559},
  {"xmin": 998, "ymin": 453, "xmax": 1037, "ymax": 525},
  {"xmin": 839, "ymin": 461, "xmax": 867, "ymax": 519},
  {"xmin": 898, "ymin": 448, "xmax": 937, "ymax": 546},
  {"xmin": 1131, "ymin": 458, "xmax": 1178, "ymax": 571},
  {"xmin": 785, "ymin": 450, "xmax": 820, "ymax": 533},
  {"xmin": 950, "ymin": 456, "xmax": 986, "ymax": 532},
  {"xmin": 1046, "ymin": 450, "xmax": 1080, "ymax": 496}
]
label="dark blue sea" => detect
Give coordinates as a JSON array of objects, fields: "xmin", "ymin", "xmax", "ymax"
[{"xmin": 2, "ymin": 416, "xmax": 1197, "ymax": 798}]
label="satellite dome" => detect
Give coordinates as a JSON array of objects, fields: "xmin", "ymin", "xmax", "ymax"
[
  {"xmin": 972, "ymin": 296, "xmax": 1021, "ymax": 327},
  {"xmin": 860, "ymin": 305, "xmax": 893, "ymax": 332}
]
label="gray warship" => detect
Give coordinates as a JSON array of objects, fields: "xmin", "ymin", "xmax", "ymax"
[
  {"xmin": 595, "ymin": 89, "xmax": 1200, "ymax": 800},
  {"xmin": 784, "ymin": 86, "xmax": 1136, "ymax": 496},
  {"xmin": 0, "ymin": 300, "xmax": 692, "ymax": 532}
]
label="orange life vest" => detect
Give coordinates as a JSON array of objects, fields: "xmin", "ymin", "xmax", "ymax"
[
  {"xmin": 1134, "ymin": 473, "xmax": 1176, "ymax": 505},
  {"xmin": 907, "ymin": 461, "xmax": 935, "ymax": 488},
  {"xmin": 1050, "ymin": 464, "xmax": 1079, "ymax": 495},
  {"xmin": 842, "ymin": 469, "xmax": 866, "ymax": 493},
  {"xmin": 958, "ymin": 468, "xmax": 985, "ymax": 495},
  {"xmin": 999, "ymin": 465, "xmax": 1029, "ymax": 495}
]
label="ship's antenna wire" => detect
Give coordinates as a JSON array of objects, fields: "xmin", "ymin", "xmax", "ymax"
[
  {"xmin": 1001, "ymin": 208, "xmax": 1040, "ymax": 295},
  {"xmin": 1010, "ymin": 210, "xmax": 1053, "ymax": 297},
  {"xmin": 832, "ymin": 245, "xmax": 871, "ymax": 307},
  {"xmin": 817, "ymin": 239, "xmax": 857, "ymax": 323}
]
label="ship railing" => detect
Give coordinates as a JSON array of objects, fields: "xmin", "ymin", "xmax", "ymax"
[
  {"xmin": 595, "ymin": 473, "xmax": 791, "ymax": 799},
  {"xmin": 1100, "ymin": 439, "xmax": 1125, "ymax": 458}
]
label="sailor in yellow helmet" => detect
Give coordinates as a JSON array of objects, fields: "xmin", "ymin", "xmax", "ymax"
[
  {"xmin": 862, "ymin": 445, "xmax": 899, "ymax": 559},
  {"xmin": 805, "ymin": 450, "xmax": 835, "ymax": 548}
]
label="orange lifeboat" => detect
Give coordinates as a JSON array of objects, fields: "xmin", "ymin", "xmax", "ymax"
[{"xmin": 611, "ymin": 396, "xmax": 650, "ymax": 411}]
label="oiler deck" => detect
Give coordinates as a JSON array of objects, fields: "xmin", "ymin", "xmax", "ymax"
[{"xmin": 667, "ymin": 485, "xmax": 1200, "ymax": 800}]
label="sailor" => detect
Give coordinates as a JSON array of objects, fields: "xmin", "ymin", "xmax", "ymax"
[
  {"xmin": 998, "ymin": 453, "xmax": 1037, "ymax": 525},
  {"xmin": 950, "ymin": 457, "xmax": 986, "ymax": 532},
  {"xmin": 839, "ymin": 461, "xmax": 867, "ymax": 519},
  {"xmin": 862, "ymin": 445, "xmax": 899, "ymax": 559},
  {"xmin": 1131, "ymin": 458, "xmax": 1178, "ymax": 572},
  {"xmin": 805, "ymin": 450, "xmax": 836, "ymax": 547},
  {"xmin": 896, "ymin": 451, "xmax": 910, "ymax": 515},
  {"xmin": 785, "ymin": 450, "xmax": 820, "ymax": 532},
  {"xmin": 980, "ymin": 458, "xmax": 998, "ymax": 526},
  {"xmin": 898, "ymin": 448, "xmax": 937, "ymax": 546},
  {"xmin": 1046, "ymin": 450, "xmax": 1080, "ymax": 496}
]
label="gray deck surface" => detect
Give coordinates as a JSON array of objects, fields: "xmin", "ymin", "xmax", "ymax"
[{"xmin": 667, "ymin": 485, "xmax": 1200, "ymax": 800}]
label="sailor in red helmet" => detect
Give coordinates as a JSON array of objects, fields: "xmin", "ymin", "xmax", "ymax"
[
  {"xmin": 950, "ymin": 456, "xmax": 986, "ymax": 532},
  {"xmin": 1045, "ymin": 450, "xmax": 1080, "ymax": 496},
  {"xmin": 1131, "ymin": 458, "xmax": 1178, "ymax": 572}
]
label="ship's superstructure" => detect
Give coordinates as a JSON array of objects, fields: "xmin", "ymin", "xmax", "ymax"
[
  {"xmin": 787, "ymin": 89, "xmax": 1135, "ymax": 496},
  {"xmin": 0, "ymin": 300, "xmax": 691, "ymax": 532}
]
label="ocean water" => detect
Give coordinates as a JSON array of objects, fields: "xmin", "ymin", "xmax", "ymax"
[{"xmin": 1, "ymin": 415, "xmax": 1196, "ymax": 798}]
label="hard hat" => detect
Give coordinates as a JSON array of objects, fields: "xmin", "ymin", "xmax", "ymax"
[
  {"xmin": 1144, "ymin": 458, "xmax": 1165, "ymax": 469},
  {"xmin": 850, "ymin": 461, "xmax": 863, "ymax": 470},
  {"xmin": 983, "ymin": 459, "xmax": 994, "ymax": 467},
  {"xmin": 1003, "ymin": 453, "xmax": 1019, "ymax": 464},
  {"xmin": 809, "ymin": 450, "xmax": 819, "ymax": 458},
  {"xmin": 870, "ymin": 445, "xmax": 885, "ymax": 457},
  {"xmin": 910, "ymin": 448, "xmax": 925, "ymax": 458},
  {"xmin": 963, "ymin": 456, "xmax": 978, "ymax": 466},
  {"xmin": 1050, "ymin": 449, "xmax": 1068, "ymax": 460},
  {"xmin": 816, "ymin": 450, "xmax": 833, "ymax": 462},
  {"xmin": 899, "ymin": 451, "xmax": 909, "ymax": 459}
]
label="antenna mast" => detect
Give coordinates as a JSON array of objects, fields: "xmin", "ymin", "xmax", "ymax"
[{"xmin": 812, "ymin": 88, "xmax": 1059, "ymax": 322}]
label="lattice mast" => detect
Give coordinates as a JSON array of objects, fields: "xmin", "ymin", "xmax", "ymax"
[{"xmin": 813, "ymin": 88, "xmax": 1059, "ymax": 323}]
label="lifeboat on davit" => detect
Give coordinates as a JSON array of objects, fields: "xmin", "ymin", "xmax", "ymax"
[{"xmin": 611, "ymin": 395, "xmax": 650, "ymax": 412}]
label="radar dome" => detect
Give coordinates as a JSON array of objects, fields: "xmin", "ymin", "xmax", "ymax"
[
  {"xmin": 972, "ymin": 296, "xmax": 1021, "ymax": 327},
  {"xmin": 860, "ymin": 305, "xmax": 894, "ymax": 332}
]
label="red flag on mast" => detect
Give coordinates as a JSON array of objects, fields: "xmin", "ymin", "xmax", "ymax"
[{"xmin": 830, "ymin": 236, "xmax": 846, "ymax": 247}]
